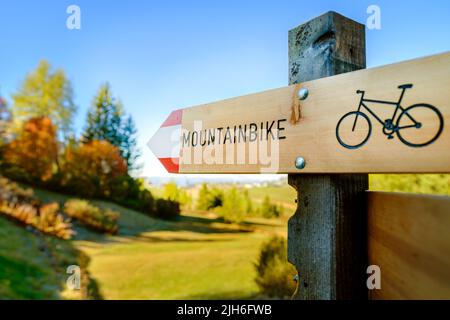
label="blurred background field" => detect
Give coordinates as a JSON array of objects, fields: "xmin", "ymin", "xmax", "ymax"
[
  {"xmin": 1, "ymin": 180, "xmax": 292, "ymax": 300},
  {"xmin": 1, "ymin": 174, "xmax": 448, "ymax": 299}
]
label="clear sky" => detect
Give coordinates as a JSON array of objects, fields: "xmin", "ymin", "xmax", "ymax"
[{"xmin": 1, "ymin": 0, "xmax": 449, "ymax": 179}]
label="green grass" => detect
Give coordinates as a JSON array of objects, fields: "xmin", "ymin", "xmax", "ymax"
[
  {"xmin": 74, "ymin": 209, "xmax": 285, "ymax": 299},
  {"xmin": 0, "ymin": 215, "xmax": 84, "ymax": 299},
  {"xmin": 5, "ymin": 175, "xmax": 449, "ymax": 300},
  {"xmin": 2, "ymin": 186, "xmax": 286, "ymax": 300},
  {"xmin": 78, "ymin": 230, "xmax": 269, "ymax": 299},
  {"xmin": 0, "ymin": 216, "xmax": 53, "ymax": 299}
]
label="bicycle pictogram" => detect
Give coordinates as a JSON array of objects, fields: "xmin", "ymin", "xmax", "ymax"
[{"xmin": 336, "ymin": 84, "xmax": 444, "ymax": 149}]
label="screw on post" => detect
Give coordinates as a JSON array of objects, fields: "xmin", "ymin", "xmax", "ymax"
[
  {"xmin": 297, "ymin": 87, "xmax": 309, "ymax": 100},
  {"xmin": 295, "ymin": 157, "xmax": 306, "ymax": 169}
]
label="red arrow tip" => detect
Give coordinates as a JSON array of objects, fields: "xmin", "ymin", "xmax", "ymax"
[
  {"xmin": 161, "ymin": 109, "xmax": 183, "ymax": 127},
  {"xmin": 158, "ymin": 157, "xmax": 179, "ymax": 173}
]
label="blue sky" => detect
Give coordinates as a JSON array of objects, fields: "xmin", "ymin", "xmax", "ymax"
[{"xmin": 0, "ymin": 0, "xmax": 449, "ymax": 179}]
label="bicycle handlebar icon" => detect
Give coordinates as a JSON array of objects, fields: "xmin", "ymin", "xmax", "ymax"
[{"xmin": 336, "ymin": 84, "xmax": 444, "ymax": 149}]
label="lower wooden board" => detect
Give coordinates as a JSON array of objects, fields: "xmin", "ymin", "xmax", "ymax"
[
  {"xmin": 368, "ymin": 191, "xmax": 450, "ymax": 299},
  {"xmin": 148, "ymin": 51, "xmax": 450, "ymax": 173}
]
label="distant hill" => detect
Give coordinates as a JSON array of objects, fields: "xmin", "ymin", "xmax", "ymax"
[{"xmin": 144, "ymin": 175, "xmax": 287, "ymax": 187}]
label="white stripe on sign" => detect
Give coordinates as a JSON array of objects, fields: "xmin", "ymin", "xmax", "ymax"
[{"xmin": 147, "ymin": 125, "xmax": 181, "ymax": 159}]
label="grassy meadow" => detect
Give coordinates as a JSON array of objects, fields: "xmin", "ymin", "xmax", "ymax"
[
  {"xmin": 2, "ymin": 174, "xmax": 449, "ymax": 299},
  {"xmin": 1, "ymin": 184, "xmax": 288, "ymax": 300}
]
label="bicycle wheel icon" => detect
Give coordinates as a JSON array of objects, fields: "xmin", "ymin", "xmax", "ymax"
[
  {"xmin": 336, "ymin": 104, "xmax": 444, "ymax": 149},
  {"xmin": 396, "ymin": 104, "xmax": 444, "ymax": 147},
  {"xmin": 336, "ymin": 111, "xmax": 372, "ymax": 149}
]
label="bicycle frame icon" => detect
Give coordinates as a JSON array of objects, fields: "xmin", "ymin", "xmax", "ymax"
[{"xmin": 336, "ymin": 84, "xmax": 444, "ymax": 149}]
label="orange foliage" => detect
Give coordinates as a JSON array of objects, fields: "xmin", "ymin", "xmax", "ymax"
[
  {"xmin": 4, "ymin": 116, "xmax": 58, "ymax": 182},
  {"xmin": 61, "ymin": 140, "xmax": 127, "ymax": 197}
]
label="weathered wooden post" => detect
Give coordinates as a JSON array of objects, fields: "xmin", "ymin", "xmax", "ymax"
[{"xmin": 287, "ymin": 11, "xmax": 368, "ymax": 299}]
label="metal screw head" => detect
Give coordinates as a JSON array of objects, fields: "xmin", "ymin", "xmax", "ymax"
[
  {"xmin": 295, "ymin": 157, "xmax": 306, "ymax": 169},
  {"xmin": 297, "ymin": 87, "xmax": 309, "ymax": 100}
]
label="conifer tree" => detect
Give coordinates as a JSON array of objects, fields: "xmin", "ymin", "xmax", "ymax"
[
  {"xmin": 121, "ymin": 115, "xmax": 141, "ymax": 171},
  {"xmin": 83, "ymin": 83, "xmax": 140, "ymax": 171}
]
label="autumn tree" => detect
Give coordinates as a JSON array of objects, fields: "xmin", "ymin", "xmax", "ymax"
[
  {"xmin": 3, "ymin": 117, "xmax": 58, "ymax": 182},
  {"xmin": 60, "ymin": 140, "xmax": 128, "ymax": 198},
  {"xmin": 0, "ymin": 94, "xmax": 11, "ymax": 147},
  {"xmin": 11, "ymin": 60, "xmax": 76, "ymax": 139},
  {"xmin": 82, "ymin": 83, "xmax": 140, "ymax": 171}
]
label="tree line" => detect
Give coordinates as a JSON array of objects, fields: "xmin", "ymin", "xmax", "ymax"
[
  {"xmin": 162, "ymin": 182, "xmax": 284, "ymax": 223},
  {"xmin": 0, "ymin": 60, "xmax": 178, "ymax": 219}
]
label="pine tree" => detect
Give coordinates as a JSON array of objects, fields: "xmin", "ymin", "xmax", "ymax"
[
  {"xmin": 121, "ymin": 115, "xmax": 141, "ymax": 171},
  {"xmin": 83, "ymin": 83, "xmax": 118, "ymax": 143},
  {"xmin": 82, "ymin": 83, "xmax": 140, "ymax": 171}
]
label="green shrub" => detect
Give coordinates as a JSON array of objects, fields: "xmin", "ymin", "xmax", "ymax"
[
  {"xmin": 243, "ymin": 189, "xmax": 253, "ymax": 215},
  {"xmin": 162, "ymin": 182, "xmax": 192, "ymax": 210},
  {"xmin": 259, "ymin": 196, "xmax": 283, "ymax": 219},
  {"xmin": 154, "ymin": 198, "xmax": 180, "ymax": 220},
  {"xmin": 64, "ymin": 199, "xmax": 119, "ymax": 235},
  {"xmin": 196, "ymin": 183, "xmax": 223, "ymax": 211},
  {"xmin": 254, "ymin": 236, "xmax": 297, "ymax": 299},
  {"xmin": 109, "ymin": 177, "xmax": 156, "ymax": 216},
  {"xmin": 216, "ymin": 187, "xmax": 247, "ymax": 223}
]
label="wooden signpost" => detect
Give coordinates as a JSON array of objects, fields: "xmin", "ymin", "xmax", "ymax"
[
  {"xmin": 148, "ymin": 51, "xmax": 450, "ymax": 174},
  {"xmin": 148, "ymin": 11, "xmax": 450, "ymax": 300}
]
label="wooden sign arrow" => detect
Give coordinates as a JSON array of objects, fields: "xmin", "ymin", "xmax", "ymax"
[{"xmin": 148, "ymin": 52, "xmax": 450, "ymax": 174}]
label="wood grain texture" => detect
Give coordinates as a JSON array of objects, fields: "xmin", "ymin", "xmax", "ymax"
[
  {"xmin": 288, "ymin": 174, "xmax": 368, "ymax": 299},
  {"xmin": 178, "ymin": 50, "xmax": 450, "ymax": 173},
  {"xmin": 287, "ymin": 11, "xmax": 368, "ymax": 300},
  {"xmin": 368, "ymin": 191, "xmax": 450, "ymax": 300}
]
